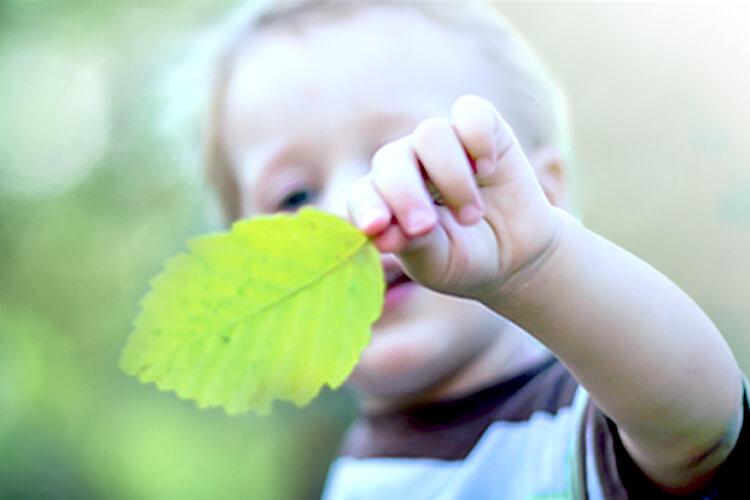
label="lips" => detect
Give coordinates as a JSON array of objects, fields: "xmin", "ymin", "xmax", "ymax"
[
  {"xmin": 387, "ymin": 272, "xmax": 412, "ymax": 290},
  {"xmin": 382, "ymin": 255, "xmax": 412, "ymax": 290},
  {"xmin": 381, "ymin": 255, "xmax": 417, "ymax": 312}
]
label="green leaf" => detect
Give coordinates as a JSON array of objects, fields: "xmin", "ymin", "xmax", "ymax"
[{"xmin": 120, "ymin": 208, "xmax": 384, "ymax": 415}]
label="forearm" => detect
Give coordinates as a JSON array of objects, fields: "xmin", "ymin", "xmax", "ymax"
[{"xmin": 487, "ymin": 208, "xmax": 743, "ymax": 489}]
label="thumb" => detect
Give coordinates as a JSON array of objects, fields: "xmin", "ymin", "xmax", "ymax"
[
  {"xmin": 395, "ymin": 208, "xmax": 453, "ymax": 292},
  {"xmin": 450, "ymin": 94, "xmax": 537, "ymax": 189}
]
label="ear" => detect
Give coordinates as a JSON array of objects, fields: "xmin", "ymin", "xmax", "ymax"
[{"xmin": 527, "ymin": 146, "xmax": 569, "ymax": 210}]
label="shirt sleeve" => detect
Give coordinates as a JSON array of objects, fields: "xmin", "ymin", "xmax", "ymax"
[{"xmin": 582, "ymin": 377, "xmax": 749, "ymax": 499}]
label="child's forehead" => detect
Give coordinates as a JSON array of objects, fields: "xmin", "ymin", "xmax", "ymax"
[
  {"xmin": 224, "ymin": 7, "xmax": 498, "ymax": 140},
  {"xmin": 233, "ymin": 5, "xmax": 485, "ymax": 85}
]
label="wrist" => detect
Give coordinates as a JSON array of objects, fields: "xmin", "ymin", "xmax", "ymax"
[{"xmin": 481, "ymin": 208, "xmax": 581, "ymax": 313}]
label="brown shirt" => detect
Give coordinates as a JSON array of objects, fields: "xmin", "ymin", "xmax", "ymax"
[{"xmin": 323, "ymin": 357, "xmax": 749, "ymax": 499}]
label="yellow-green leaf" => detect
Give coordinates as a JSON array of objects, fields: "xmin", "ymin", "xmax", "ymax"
[{"xmin": 120, "ymin": 208, "xmax": 384, "ymax": 415}]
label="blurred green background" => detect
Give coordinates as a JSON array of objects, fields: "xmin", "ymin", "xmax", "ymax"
[{"xmin": 1, "ymin": 2, "xmax": 748, "ymax": 499}]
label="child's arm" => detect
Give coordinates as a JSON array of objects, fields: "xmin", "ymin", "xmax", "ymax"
[
  {"xmin": 489, "ymin": 207, "xmax": 743, "ymax": 493},
  {"xmin": 348, "ymin": 95, "xmax": 744, "ymax": 493}
]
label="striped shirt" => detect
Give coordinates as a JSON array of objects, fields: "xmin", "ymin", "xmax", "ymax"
[{"xmin": 322, "ymin": 357, "xmax": 749, "ymax": 499}]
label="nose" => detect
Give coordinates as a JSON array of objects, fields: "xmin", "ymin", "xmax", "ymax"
[{"xmin": 317, "ymin": 161, "xmax": 368, "ymax": 222}]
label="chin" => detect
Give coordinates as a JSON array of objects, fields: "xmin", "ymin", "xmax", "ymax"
[
  {"xmin": 348, "ymin": 288, "xmax": 504, "ymax": 402},
  {"xmin": 346, "ymin": 294, "xmax": 438, "ymax": 395},
  {"xmin": 347, "ymin": 321, "xmax": 480, "ymax": 401}
]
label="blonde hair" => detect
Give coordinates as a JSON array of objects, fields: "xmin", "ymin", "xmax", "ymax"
[{"xmin": 161, "ymin": 0, "xmax": 570, "ymax": 220}]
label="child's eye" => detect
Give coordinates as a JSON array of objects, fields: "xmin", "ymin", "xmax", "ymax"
[{"xmin": 277, "ymin": 189, "xmax": 316, "ymax": 211}]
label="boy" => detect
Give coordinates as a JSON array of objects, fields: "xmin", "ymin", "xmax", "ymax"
[{"xmin": 196, "ymin": 1, "xmax": 748, "ymax": 497}]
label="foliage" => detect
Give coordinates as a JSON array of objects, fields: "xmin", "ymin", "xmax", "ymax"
[{"xmin": 121, "ymin": 208, "xmax": 384, "ymax": 414}]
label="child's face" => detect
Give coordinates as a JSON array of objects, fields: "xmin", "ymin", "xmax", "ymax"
[{"xmin": 219, "ymin": 6, "xmax": 530, "ymax": 402}]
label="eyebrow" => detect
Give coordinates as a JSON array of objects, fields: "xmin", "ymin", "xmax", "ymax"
[
  {"xmin": 248, "ymin": 139, "xmax": 304, "ymax": 182},
  {"xmin": 244, "ymin": 109, "xmax": 422, "ymax": 198},
  {"xmin": 360, "ymin": 109, "xmax": 422, "ymax": 136}
]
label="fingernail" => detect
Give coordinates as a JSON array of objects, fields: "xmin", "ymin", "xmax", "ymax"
[
  {"xmin": 406, "ymin": 208, "xmax": 435, "ymax": 234},
  {"xmin": 476, "ymin": 159, "xmax": 494, "ymax": 177},
  {"xmin": 360, "ymin": 208, "xmax": 388, "ymax": 231},
  {"xmin": 458, "ymin": 203, "xmax": 482, "ymax": 225}
]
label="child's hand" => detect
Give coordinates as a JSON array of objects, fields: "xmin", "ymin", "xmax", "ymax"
[
  {"xmin": 349, "ymin": 97, "xmax": 744, "ymax": 494},
  {"xmin": 348, "ymin": 94, "xmax": 562, "ymax": 303}
]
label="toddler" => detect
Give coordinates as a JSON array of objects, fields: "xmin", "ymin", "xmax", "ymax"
[{"xmin": 194, "ymin": 1, "xmax": 748, "ymax": 498}]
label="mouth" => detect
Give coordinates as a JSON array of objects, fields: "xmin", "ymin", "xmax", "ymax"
[
  {"xmin": 381, "ymin": 255, "xmax": 417, "ymax": 312},
  {"xmin": 385, "ymin": 265, "xmax": 412, "ymax": 290}
]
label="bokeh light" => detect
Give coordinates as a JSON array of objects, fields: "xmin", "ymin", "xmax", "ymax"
[{"xmin": 0, "ymin": 45, "xmax": 111, "ymax": 199}]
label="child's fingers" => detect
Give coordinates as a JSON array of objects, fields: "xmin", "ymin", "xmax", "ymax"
[
  {"xmin": 348, "ymin": 174, "xmax": 391, "ymax": 236},
  {"xmin": 450, "ymin": 94, "xmax": 521, "ymax": 179},
  {"xmin": 411, "ymin": 118, "xmax": 484, "ymax": 226},
  {"xmin": 370, "ymin": 136, "xmax": 438, "ymax": 238},
  {"xmin": 347, "ymin": 174, "xmax": 413, "ymax": 253},
  {"xmin": 372, "ymin": 224, "xmax": 412, "ymax": 254}
]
